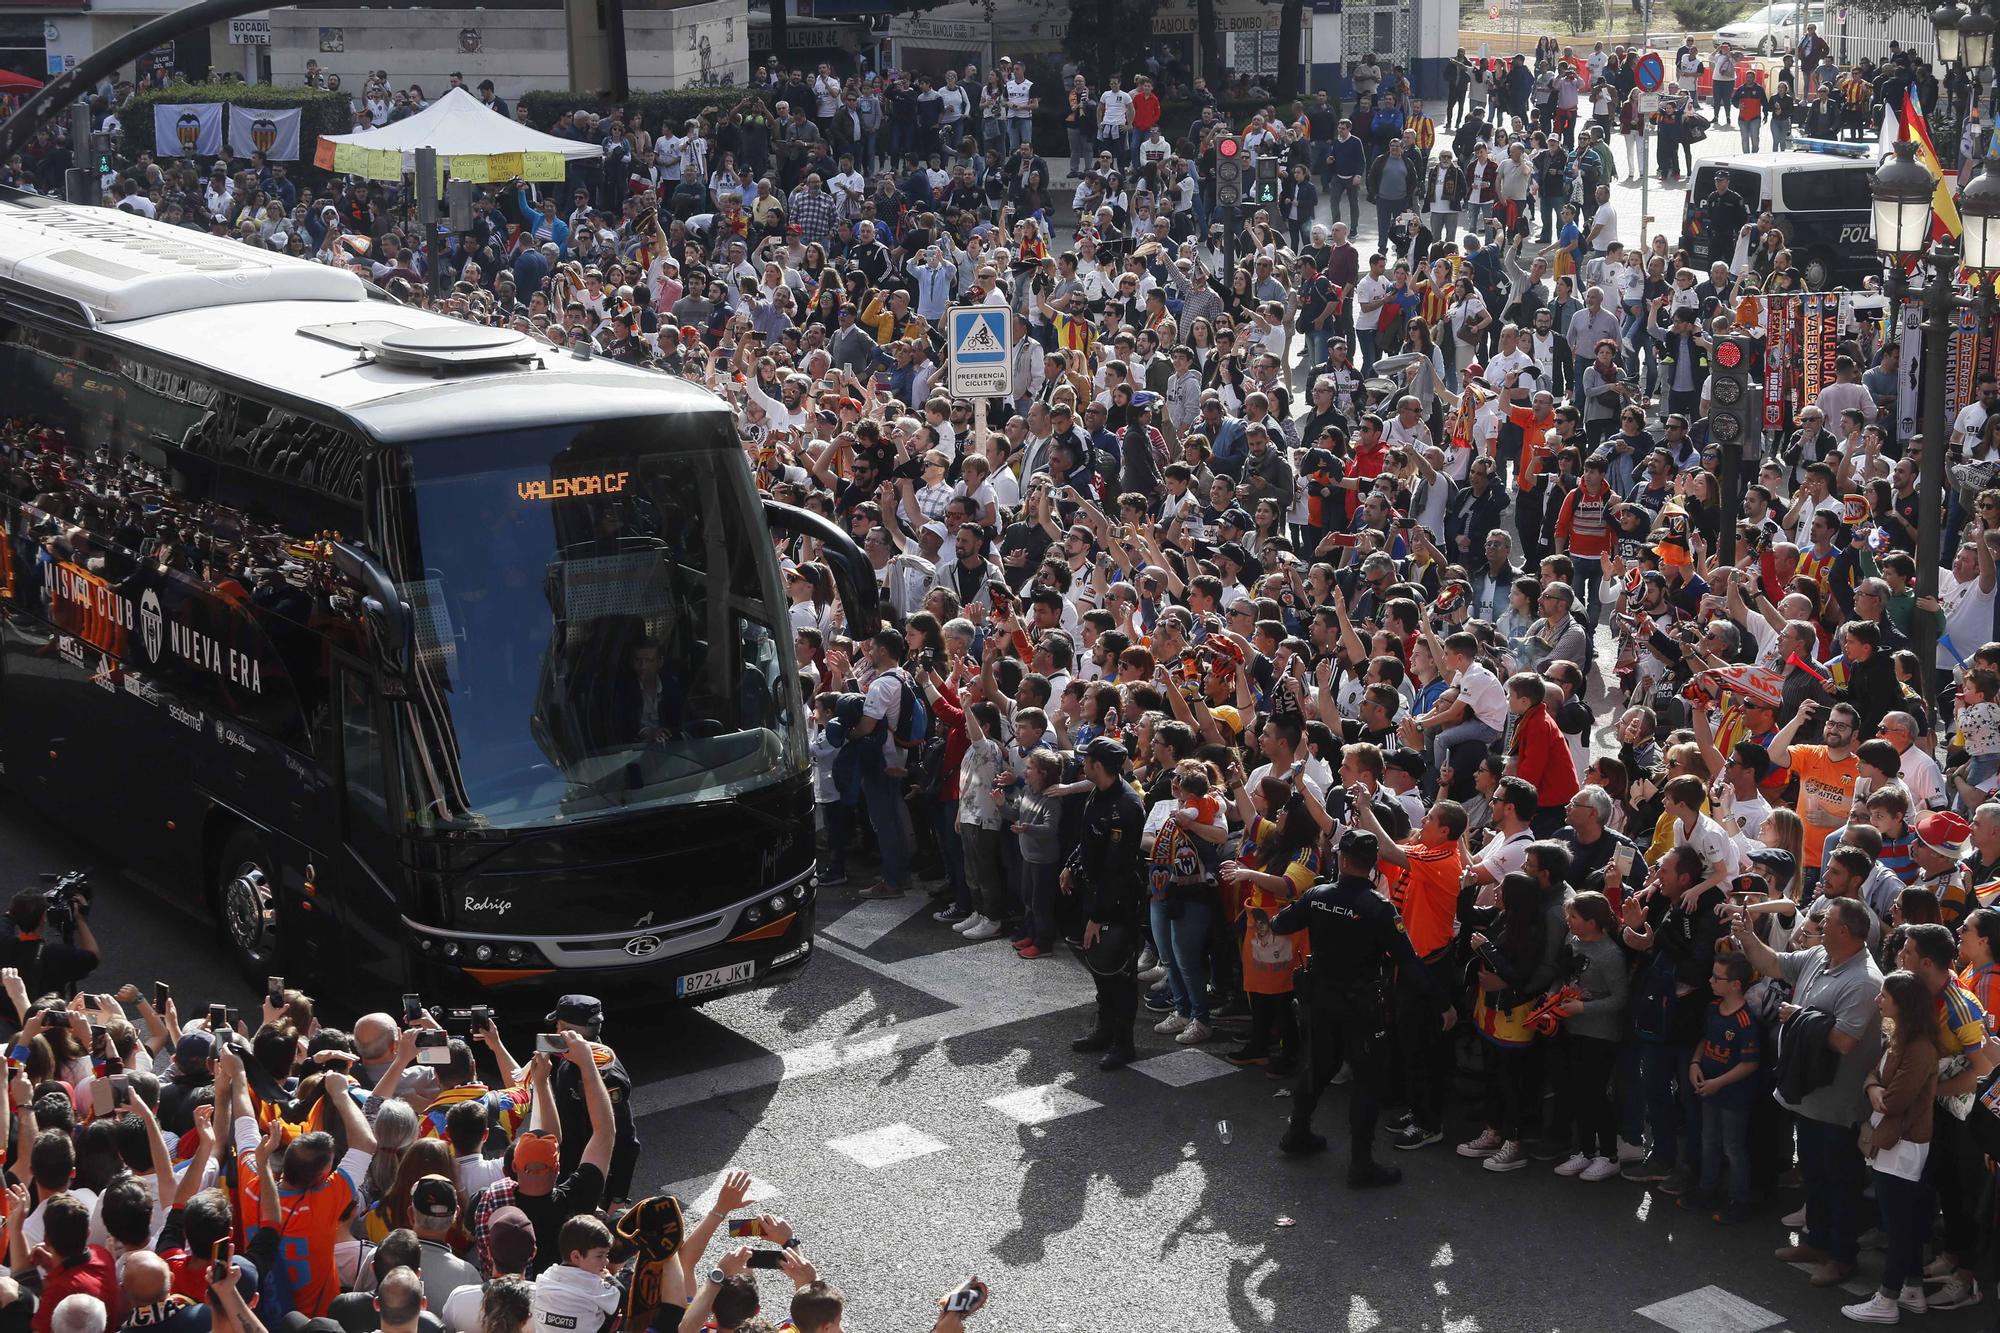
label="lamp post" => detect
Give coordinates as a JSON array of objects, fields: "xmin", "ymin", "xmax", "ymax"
[
  {"xmin": 1935, "ymin": 2, "xmax": 1995, "ymax": 168},
  {"xmin": 1872, "ymin": 138, "xmax": 2000, "ymax": 707}
]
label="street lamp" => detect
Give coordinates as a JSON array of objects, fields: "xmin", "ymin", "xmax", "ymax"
[
  {"xmin": 1937, "ymin": 0, "xmax": 1967, "ymax": 65},
  {"xmin": 1961, "ymin": 4, "xmax": 1996, "ymax": 69},
  {"xmin": 1872, "ymin": 140, "xmax": 2000, "ymax": 710},
  {"xmin": 1873, "ymin": 140, "xmax": 1940, "ymax": 258}
]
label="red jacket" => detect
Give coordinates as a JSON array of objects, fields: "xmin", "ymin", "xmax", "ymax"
[
  {"xmin": 1131, "ymin": 89, "xmax": 1161, "ymax": 130},
  {"xmin": 1510, "ymin": 704, "xmax": 1580, "ymax": 808},
  {"xmin": 35, "ymin": 1245, "xmax": 119, "ymax": 1333},
  {"xmin": 926, "ymin": 679, "xmax": 972, "ymax": 801}
]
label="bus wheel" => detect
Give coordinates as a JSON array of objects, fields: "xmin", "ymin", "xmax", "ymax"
[
  {"xmin": 216, "ymin": 829, "xmax": 278, "ymax": 977},
  {"xmin": 1802, "ymin": 250, "xmax": 1834, "ymax": 291}
]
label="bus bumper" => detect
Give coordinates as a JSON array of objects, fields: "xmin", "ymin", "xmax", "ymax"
[{"xmin": 402, "ymin": 875, "xmax": 819, "ymax": 1009}]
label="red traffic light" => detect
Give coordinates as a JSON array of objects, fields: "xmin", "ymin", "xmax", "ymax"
[
  {"xmin": 1217, "ymin": 136, "xmax": 1241, "ymax": 158},
  {"xmin": 1714, "ymin": 339, "xmax": 1744, "ymax": 369}
]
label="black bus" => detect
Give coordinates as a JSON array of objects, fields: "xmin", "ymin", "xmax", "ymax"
[{"xmin": 0, "ymin": 190, "xmax": 874, "ymax": 1007}]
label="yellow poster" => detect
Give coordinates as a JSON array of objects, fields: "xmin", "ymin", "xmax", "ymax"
[
  {"xmin": 489, "ymin": 151, "xmax": 525, "ymax": 180},
  {"xmin": 330, "ymin": 142, "xmax": 365, "ymax": 175},
  {"xmin": 450, "ymin": 155, "xmax": 490, "ymax": 184},
  {"xmin": 522, "ymin": 152, "xmax": 564, "ymax": 181},
  {"xmin": 366, "ymin": 147, "xmax": 403, "ymax": 180}
]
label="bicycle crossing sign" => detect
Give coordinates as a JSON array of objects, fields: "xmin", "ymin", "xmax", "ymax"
[{"xmin": 947, "ymin": 305, "xmax": 1011, "ymax": 398}]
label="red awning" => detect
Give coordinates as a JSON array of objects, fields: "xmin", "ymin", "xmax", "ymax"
[{"xmin": 0, "ymin": 70, "xmax": 44, "ymax": 93}]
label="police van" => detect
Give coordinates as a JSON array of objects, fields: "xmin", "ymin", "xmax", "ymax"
[{"xmin": 1677, "ymin": 148, "xmax": 1876, "ymax": 290}]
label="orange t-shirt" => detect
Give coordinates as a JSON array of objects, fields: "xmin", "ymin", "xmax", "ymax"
[
  {"xmin": 1788, "ymin": 744, "xmax": 1858, "ymax": 868},
  {"xmin": 1506, "ymin": 406, "xmax": 1555, "ymax": 493},
  {"xmin": 1237, "ymin": 814, "xmax": 1315, "ymax": 995},
  {"xmin": 239, "ymin": 1143, "xmax": 361, "ymax": 1318},
  {"xmin": 1393, "ymin": 838, "xmax": 1464, "ymax": 957}
]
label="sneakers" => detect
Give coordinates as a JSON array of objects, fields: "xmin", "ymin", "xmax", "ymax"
[
  {"xmin": 1781, "ymin": 1204, "xmax": 1808, "ymax": 1227},
  {"xmin": 1330, "ymin": 1062, "xmax": 1354, "ymax": 1085},
  {"xmin": 1224, "ymin": 1047, "xmax": 1269, "ymax": 1067},
  {"xmin": 1858, "ymin": 1227, "xmax": 1889, "ymax": 1251},
  {"xmin": 1927, "ymin": 1275, "xmax": 1979, "ymax": 1310},
  {"xmin": 1923, "ymin": 1256, "xmax": 1957, "ymax": 1280},
  {"xmin": 1174, "ymin": 1019, "xmax": 1212, "ymax": 1046},
  {"xmin": 1657, "ymin": 1167, "xmax": 1694, "ymax": 1196},
  {"xmin": 1391, "ymin": 1123, "xmax": 1444, "ymax": 1151},
  {"xmin": 857, "ymin": 880, "xmax": 906, "ymax": 899},
  {"xmin": 962, "ymin": 917, "xmax": 1005, "ymax": 940},
  {"xmin": 1775, "ymin": 1244, "xmax": 1830, "ymax": 1264},
  {"xmin": 1142, "ymin": 988, "xmax": 1175, "ymax": 1013},
  {"xmin": 1347, "ymin": 1161, "xmax": 1404, "ymax": 1188},
  {"xmin": 1839, "ymin": 1293, "xmax": 1901, "ymax": 1324},
  {"xmin": 931, "ymin": 905, "xmax": 968, "ymax": 924},
  {"xmin": 1896, "ymin": 1283, "xmax": 1928, "ymax": 1314},
  {"xmin": 1616, "ymin": 1139, "xmax": 1647, "ymax": 1163},
  {"xmin": 1138, "ymin": 964, "xmax": 1169, "ymax": 984},
  {"xmin": 815, "ymin": 870, "xmax": 848, "ymax": 887},
  {"xmin": 952, "ymin": 912, "xmax": 988, "ymax": 934},
  {"xmin": 1017, "ymin": 943, "xmax": 1048, "ymax": 959},
  {"xmin": 1621, "ymin": 1153, "xmax": 1672, "ymax": 1183},
  {"xmin": 1526, "ymin": 1138, "xmax": 1568, "ymax": 1162},
  {"xmin": 1713, "ymin": 1201, "xmax": 1753, "ymax": 1225},
  {"xmin": 1136, "ymin": 945, "xmax": 1158, "ymax": 971},
  {"xmin": 1154, "ymin": 1012, "xmax": 1191, "ymax": 1035},
  {"xmin": 1580, "ymin": 1156, "xmax": 1622, "ymax": 1182},
  {"xmin": 1482, "ymin": 1140, "xmax": 1528, "ymax": 1172},
  {"xmin": 1456, "ymin": 1129, "xmax": 1504, "ymax": 1158},
  {"xmin": 1554, "ymin": 1152, "xmax": 1591, "ymax": 1177}
]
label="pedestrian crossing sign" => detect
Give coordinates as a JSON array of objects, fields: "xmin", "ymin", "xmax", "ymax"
[{"xmin": 947, "ymin": 305, "xmax": 1011, "ymax": 398}]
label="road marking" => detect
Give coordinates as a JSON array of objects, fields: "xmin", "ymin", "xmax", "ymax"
[
  {"xmin": 820, "ymin": 894, "xmax": 934, "ymax": 950},
  {"xmin": 623, "ymin": 935, "xmax": 1095, "ymax": 1117},
  {"xmin": 1131, "ymin": 1049, "xmax": 1239, "ymax": 1087},
  {"xmin": 659, "ymin": 1171, "xmax": 785, "ymax": 1216},
  {"xmin": 1635, "ymin": 1285, "xmax": 1785, "ymax": 1333},
  {"xmin": 985, "ymin": 1082, "xmax": 1102, "ymax": 1126},
  {"xmin": 825, "ymin": 1122, "xmax": 950, "ymax": 1169}
]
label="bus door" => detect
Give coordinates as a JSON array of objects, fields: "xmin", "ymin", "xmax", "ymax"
[{"xmin": 334, "ymin": 663, "xmax": 408, "ymax": 992}]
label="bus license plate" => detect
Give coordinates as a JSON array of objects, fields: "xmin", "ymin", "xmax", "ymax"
[{"xmin": 676, "ymin": 962, "xmax": 755, "ymax": 997}]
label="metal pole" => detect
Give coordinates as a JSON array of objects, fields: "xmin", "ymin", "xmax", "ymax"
[{"xmin": 1914, "ymin": 241, "xmax": 1956, "ymax": 712}]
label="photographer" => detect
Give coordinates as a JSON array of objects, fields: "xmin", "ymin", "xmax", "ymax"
[{"xmin": 0, "ymin": 880, "xmax": 99, "ymax": 1025}]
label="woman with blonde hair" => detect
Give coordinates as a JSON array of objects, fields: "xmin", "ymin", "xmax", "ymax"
[{"xmin": 361, "ymin": 1097, "xmax": 420, "ymax": 1210}]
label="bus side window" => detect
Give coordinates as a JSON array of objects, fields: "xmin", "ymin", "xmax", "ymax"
[{"xmin": 339, "ymin": 671, "xmax": 388, "ymax": 830}]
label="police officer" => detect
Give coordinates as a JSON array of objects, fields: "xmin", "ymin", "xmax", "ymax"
[
  {"xmin": 545, "ymin": 995, "xmax": 640, "ymax": 1206},
  {"xmin": 1062, "ymin": 737, "xmax": 1147, "ymax": 1070},
  {"xmin": 1269, "ymin": 828, "xmax": 1456, "ymax": 1187}
]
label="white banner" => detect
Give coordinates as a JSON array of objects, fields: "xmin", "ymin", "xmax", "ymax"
[
  {"xmin": 227, "ymin": 105, "xmax": 301, "ymax": 161},
  {"xmin": 153, "ymin": 103, "xmax": 224, "ymax": 157},
  {"xmin": 1897, "ymin": 300, "xmax": 1922, "ymax": 445}
]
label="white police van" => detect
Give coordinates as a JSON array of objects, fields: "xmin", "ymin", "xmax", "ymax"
[{"xmin": 1677, "ymin": 148, "xmax": 1876, "ymax": 290}]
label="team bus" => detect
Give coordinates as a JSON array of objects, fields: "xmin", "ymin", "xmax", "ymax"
[{"xmin": 0, "ymin": 189, "xmax": 874, "ymax": 1007}]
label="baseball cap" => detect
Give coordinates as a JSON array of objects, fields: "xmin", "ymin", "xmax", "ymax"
[
  {"xmin": 1386, "ymin": 750, "xmax": 1428, "ymax": 780},
  {"xmin": 1084, "ymin": 736, "xmax": 1128, "ymax": 767},
  {"xmin": 173, "ymin": 1030, "xmax": 215, "ymax": 1074},
  {"xmin": 544, "ymin": 994, "xmax": 603, "ymax": 1026},
  {"xmin": 1337, "ymin": 828, "xmax": 1380, "ymax": 863},
  {"xmin": 1918, "ymin": 810, "xmax": 1972, "ymax": 859},
  {"xmin": 411, "ymin": 1175, "xmax": 458, "ymax": 1221},
  {"xmin": 486, "ymin": 1206, "xmax": 537, "ymax": 1272},
  {"xmin": 1209, "ymin": 705, "xmax": 1242, "ymax": 736}
]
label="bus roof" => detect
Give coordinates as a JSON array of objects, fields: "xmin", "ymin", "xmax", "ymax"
[{"xmin": 0, "ymin": 195, "xmax": 727, "ymax": 442}]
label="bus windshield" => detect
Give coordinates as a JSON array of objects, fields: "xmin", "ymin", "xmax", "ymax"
[{"xmin": 391, "ymin": 415, "xmax": 802, "ymax": 830}]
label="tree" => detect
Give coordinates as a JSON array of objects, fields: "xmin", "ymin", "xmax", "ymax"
[
  {"xmin": 1064, "ymin": 0, "xmax": 1165, "ymax": 85},
  {"xmin": 1198, "ymin": 0, "xmax": 1221, "ymax": 92}
]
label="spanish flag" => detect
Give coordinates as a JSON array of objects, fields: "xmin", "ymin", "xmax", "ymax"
[{"xmin": 1902, "ymin": 89, "xmax": 1963, "ymax": 241}]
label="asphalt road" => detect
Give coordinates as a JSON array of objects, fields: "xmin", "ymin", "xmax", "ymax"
[{"xmin": 4, "ymin": 783, "xmax": 1987, "ymax": 1333}]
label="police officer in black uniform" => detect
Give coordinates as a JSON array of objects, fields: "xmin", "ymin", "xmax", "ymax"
[
  {"xmin": 545, "ymin": 994, "xmax": 640, "ymax": 1206},
  {"xmin": 1269, "ymin": 828, "xmax": 1456, "ymax": 1187},
  {"xmin": 1062, "ymin": 737, "xmax": 1147, "ymax": 1070}
]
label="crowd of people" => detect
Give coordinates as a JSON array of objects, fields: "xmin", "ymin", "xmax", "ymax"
[
  {"xmin": 9, "ymin": 27, "xmax": 2000, "ymax": 1327},
  {"xmin": 0, "ymin": 883, "xmax": 992, "ymax": 1333}
]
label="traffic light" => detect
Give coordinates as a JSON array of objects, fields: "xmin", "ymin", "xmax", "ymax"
[
  {"xmin": 1214, "ymin": 135, "xmax": 1244, "ymax": 209},
  {"xmin": 1707, "ymin": 335, "xmax": 1763, "ymax": 453},
  {"xmin": 90, "ymin": 132, "xmax": 115, "ymax": 177},
  {"xmin": 1254, "ymin": 153, "xmax": 1280, "ymax": 205}
]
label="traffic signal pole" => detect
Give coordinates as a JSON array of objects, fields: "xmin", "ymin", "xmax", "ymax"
[
  {"xmin": 1708, "ymin": 334, "xmax": 1760, "ymax": 568},
  {"xmin": 1214, "ymin": 134, "xmax": 1243, "ymax": 307}
]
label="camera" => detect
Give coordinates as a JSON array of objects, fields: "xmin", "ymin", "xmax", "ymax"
[{"xmin": 40, "ymin": 869, "xmax": 89, "ymax": 934}]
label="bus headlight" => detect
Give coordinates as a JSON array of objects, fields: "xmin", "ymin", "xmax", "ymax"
[
  {"xmin": 768, "ymin": 895, "xmax": 788, "ymax": 914},
  {"xmin": 791, "ymin": 883, "xmax": 809, "ymax": 903},
  {"xmin": 473, "ymin": 944, "xmax": 494, "ymax": 963},
  {"xmin": 442, "ymin": 941, "xmax": 461, "ymax": 959},
  {"xmin": 504, "ymin": 945, "xmax": 526, "ymax": 963},
  {"xmin": 746, "ymin": 905, "xmax": 766, "ymax": 925}
]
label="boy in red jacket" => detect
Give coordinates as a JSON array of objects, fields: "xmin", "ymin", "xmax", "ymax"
[{"xmin": 1505, "ymin": 671, "xmax": 1580, "ymax": 835}]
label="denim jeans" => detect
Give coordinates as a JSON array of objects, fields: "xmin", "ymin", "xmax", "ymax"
[
  {"xmin": 1331, "ymin": 178, "xmax": 1361, "ymax": 231},
  {"xmin": 1462, "ymin": 201, "xmax": 1489, "ymax": 235},
  {"xmin": 1739, "ymin": 117, "xmax": 1763, "ymax": 152},
  {"xmin": 1873, "ymin": 1167, "xmax": 1936, "ymax": 1294},
  {"xmin": 1375, "ymin": 195, "xmax": 1407, "ymax": 242},
  {"xmin": 1798, "ymin": 1114, "xmax": 1868, "ymax": 1263},
  {"xmin": 1151, "ymin": 894, "xmax": 1214, "ymax": 1023},
  {"xmin": 1637, "ymin": 1041, "xmax": 1686, "ymax": 1164},
  {"xmin": 1358, "ymin": 329, "xmax": 1379, "ymax": 376},
  {"xmin": 1572, "ymin": 555, "xmax": 1604, "ymax": 631},
  {"xmin": 1699, "ymin": 1098, "xmax": 1752, "ymax": 1204},
  {"xmin": 859, "ymin": 771, "xmax": 911, "ymax": 888}
]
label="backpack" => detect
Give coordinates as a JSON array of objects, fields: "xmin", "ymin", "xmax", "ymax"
[{"xmin": 862, "ymin": 669, "xmax": 929, "ymax": 779}]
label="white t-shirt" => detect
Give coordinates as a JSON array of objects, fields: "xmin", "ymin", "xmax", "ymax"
[
  {"xmin": 1473, "ymin": 827, "xmax": 1534, "ymax": 891},
  {"xmin": 1589, "ymin": 202, "xmax": 1619, "ymax": 249},
  {"xmin": 1940, "ymin": 565, "xmax": 1997, "ymax": 670},
  {"xmin": 1454, "ymin": 663, "xmax": 1511, "ymax": 731},
  {"xmin": 863, "ymin": 667, "xmax": 908, "ymax": 768},
  {"xmin": 1099, "ymin": 89, "xmax": 1133, "ymax": 130},
  {"xmin": 1674, "ymin": 811, "xmax": 1742, "ymax": 883},
  {"xmin": 1900, "ymin": 745, "xmax": 1947, "ymax": 811},
  {"xmin": 1248, "ymin": 758, "xmax": 1333, "ymax": 803}
]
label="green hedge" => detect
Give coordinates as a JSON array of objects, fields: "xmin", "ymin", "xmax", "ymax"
[{"xmin": 118, "ymin": 83, "xmax": 351, "ymax": 166}]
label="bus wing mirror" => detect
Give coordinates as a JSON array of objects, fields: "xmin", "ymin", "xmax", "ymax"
[
  {"xmin": 330, "ymin": 540, "xmax": 415, "ymax": 681},
  {"xmin": 762, "ymin": 498, "xmax": 881, "ymax": 639}
]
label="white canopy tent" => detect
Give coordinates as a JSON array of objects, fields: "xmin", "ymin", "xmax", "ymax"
[{"xmin": 319, "ymin": 86, "xmax": 599, "ymax": 179}]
